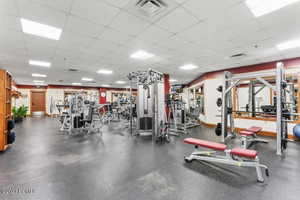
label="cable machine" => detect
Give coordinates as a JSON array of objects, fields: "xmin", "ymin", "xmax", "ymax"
[
  {"xmin": 220, "ymin": 62, "xmax": 296, "ymax": 155},
  {"xmin": 127, "ymin": 68, "xmax": 170, "ymax": 142}
]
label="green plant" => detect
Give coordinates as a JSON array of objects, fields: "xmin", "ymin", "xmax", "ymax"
[
  {"xmin": 12, "ymin": 105, "xmax": 28, "ymax": 118},
  {"xmin": 19, "ymin": 105, "xmax": 28, "ymax": 117}
]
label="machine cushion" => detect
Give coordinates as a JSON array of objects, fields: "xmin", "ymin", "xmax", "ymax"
[
  {"xmin": 246, "ymin": 126, "xmax": 262, "ymax": 133},
  {"xmin": 183, "ymin": 138, "xmax": 227, "ymax": 151},
  {"xmin": 231, "ymin": 148, "xmax": 258, "ymax": 159},
  {"xmin": 239, "ymin": 130, "xmax": 255, "ymax": 136}
]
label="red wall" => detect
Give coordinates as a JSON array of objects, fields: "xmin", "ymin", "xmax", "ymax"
[
  {"xmin": 164, "ymin": 74, "xmax": 170, "ymax": 117},
  {"xmin": 99, "ymin": 88, "xmax": 107, "ymax": 104},
  {"xmin": 187, "ymin": 56, "xmax": 300, "ymax": 87}
]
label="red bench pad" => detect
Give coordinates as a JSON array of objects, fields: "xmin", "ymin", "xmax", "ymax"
[
  {"xmin": 239, "ymin": 130, "xmax": 255, "ymax": 136},
  {"xmin": 184, "ymin": 138, "xmax": 227, "ymax": 151},
  {"xmin": 231, "ymin": 148, "xmax": 258, "ymax": 159},
  {"xmin": 246, "ymin": 126, "xmax": 262, "ymax": 133}
]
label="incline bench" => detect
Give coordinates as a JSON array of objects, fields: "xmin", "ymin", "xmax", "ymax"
[
  {"xmin": 184, "ymin": 138, "xmax": 269, "ymax": 182},
  {"xmin": 239, "ymin": 126, "xmax": 268, "ymax": 149}
]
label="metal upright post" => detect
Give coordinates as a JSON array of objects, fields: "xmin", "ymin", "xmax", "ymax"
[
  {"xmin": 221, "ymin": 72, "xmax": 229, "ymax": 142},
  {"xmin": 276, "ymin": 62, "xmax": 284, "ymax": 155},
  {"xmin": 249, "ymin": 81, "xmax": 256, "ymax": 117},
  {"xmin": 129, "ymin": 79, "xmax": 133, "ymax": 135}
]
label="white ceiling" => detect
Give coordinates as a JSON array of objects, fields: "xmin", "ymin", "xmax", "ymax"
[{"xmin": 1, "ymin": 0, "xmax": 300, "ymax": 87}]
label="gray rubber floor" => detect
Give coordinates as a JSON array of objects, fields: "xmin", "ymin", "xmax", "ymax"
[{"xmin": 0, "ymin": 117, "xmax": 300, "ymax": 200}]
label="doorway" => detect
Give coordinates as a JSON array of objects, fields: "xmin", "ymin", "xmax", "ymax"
[{"xmin": 31, "ymin": 91, "xmax": 46, "ymax": 116}]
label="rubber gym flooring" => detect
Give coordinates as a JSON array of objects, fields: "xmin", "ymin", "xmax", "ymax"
[{"xmin": 0, "ymin": 117, "xmax": 299, "ymax": 200}]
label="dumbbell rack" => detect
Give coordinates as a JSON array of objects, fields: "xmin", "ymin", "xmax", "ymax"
[{"xmin": 0, "ymin": 69, "xmax": 12, "ymax": 151}]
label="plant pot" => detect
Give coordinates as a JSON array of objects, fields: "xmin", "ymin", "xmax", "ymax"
[{"xmin": 14, "ymin": 117, "xmax": 23, "ymax": 123}]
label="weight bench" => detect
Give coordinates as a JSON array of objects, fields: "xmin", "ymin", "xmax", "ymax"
[
  {"xmin": 239, "ymin": 126, "xmax": 268, "ymax": 149},
  {"xmin": 184, "ymin": 138, "xmax": 269, "ymax": 182}
]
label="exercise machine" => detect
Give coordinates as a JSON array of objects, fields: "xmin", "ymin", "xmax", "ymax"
[
  {"xmin": 239, "ymin": 126, "xmax": 268, "ymax": 149},
  {"xmin": 219, "ymin": 62, "xmax": 298, "ymax": 155},
  {"xmin": 127, "ymin": 68, "xmax": 170, "ymax": 142},
  {"xmin": 183, "ymin": 138, "xmax": 269, "ymax": 182},
  {"xmin": 57, "ymin": 93, "xmax": 102, "ymax": 135}
]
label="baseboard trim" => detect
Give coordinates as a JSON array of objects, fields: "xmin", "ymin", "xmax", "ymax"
[{"xmin": 200, "ymin": 121, "xmax": 298, "ymax": 140}]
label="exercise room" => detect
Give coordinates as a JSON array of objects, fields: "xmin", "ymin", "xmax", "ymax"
[{"xmin": 1, "ymin": 0, "xmax": 300, "ymax": 199}]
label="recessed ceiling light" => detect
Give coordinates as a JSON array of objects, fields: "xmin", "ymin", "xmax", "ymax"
[
  {"xmin": 32, "ymin": 73, "xmax": 47, "ymax": 77},
  {"xmin": 245, "ymin": 0, "xmax": 300, "ymax": 17},
  {"xmin": 116, "ymin": 81, "xmax": 126, "ymax": 84},
  {"xmin": 179, "ymin": 64, "xmax": 199, "ymax": 70},
  {"xmin": 33, "ymin": 80, "xmax": 44, "ymax": 83},
  {"xmin": 130, "ymin": 50, "xmax": 154, "ymax": 60},
  {"xmin": 97, "ymin": 69, "xmax": 113, "ymax": 74},
  {"xmin": 101, "ymin": 84, "xmax": 110, "ymax": 87},
  {"xmin": 29, "ymin": 60, "xmax": 51, "ymax": 67},
  {"xmin": 72, "ymin": 82, "xmax": 82, "ymax": 86},
  {"xmin": 81, "ymin": 77, "xmax": 93, "ymax": 81},
  {"xmin": 169, "ymin": 79, "xmax": 177, "ymax": 82},
  {"xmin": 20, "ymin": 18, "xmax": 62, "ymax": 40},
  {"xmin": 277, "ymin": 38, "xmax": 300, "ymax": 50}
]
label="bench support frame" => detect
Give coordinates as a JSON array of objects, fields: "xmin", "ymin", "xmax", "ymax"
[{"xmin": 184, "ymin": 148, "xmax": 269, "ymax": 182}]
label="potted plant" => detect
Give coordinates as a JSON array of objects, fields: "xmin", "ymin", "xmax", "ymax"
[
  {"xmin": 19, "ymin": 105, "xmax": 28, "ymax": 118},
  {"xmin": 12, "ymin": 105, "xmax": 28, "ymax": 123}
]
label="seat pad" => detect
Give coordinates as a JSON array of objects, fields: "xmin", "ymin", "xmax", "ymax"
[
  {"xmin": 184, "ymin": 138, "xmax": 227, "ymax": 151},
  {"xmin": 246, "ymin": 126, "xmax": 262, "ymax": 133},
  {"xmin": 231, "ymin": 148, "xmax": 258, "ymax": 158},
  {"xmin": 239, "ymin": 130, "xmax": 255, "ymax": 136}
]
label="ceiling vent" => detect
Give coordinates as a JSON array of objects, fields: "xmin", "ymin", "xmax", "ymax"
[
  {"xmin": 135, "ymin": 0, "xmax": 167, "ymax": 17},
  {"xmin": 230, "ymin": 53, "xmax": 246, "ymax": 58},
  {"xmin": 68, "ymin": 68, "xmax": 79, "ymax": 72}
]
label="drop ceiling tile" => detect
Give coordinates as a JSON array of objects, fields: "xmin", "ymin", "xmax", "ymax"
[
  {"xmin": 0, "ymin": 14, "xmax": 22, "ymax": 32},
  {"xmin": 71, "ymin": 0, "xmax": 120, "ymax": 26},
  {"xmin": 84, "ymin": 38, "xmax": 121, "ymax": 55},
  {"xmin": 183, "ymin": 0, "xmax": 229, "ymax": 20},
  {"xmin": 99, "ymin": 27, "xmax": 135, "ymax": 46},
  {"xmin": 58, "ymin": 32, "xmax": 94, "ymax": 51},
  {"xmin": 27, "ymin": 46, "xmax": 56, "ymax": 60},
  {"xmin": 64, "ymin": 15, "xmax": 105, "ymax": 38},
  {"xmin": 31, "ymin": 0, "xmax": 73, "ymax": 12},
  {"xmin": 136, "ymin": 25, "xmax": 173, "ymax": 43},
  {"xmin": 109, "ymin": 11, "xmax": 151, "ymax": 36},
  {"xmin": 155, "ymin": 6, "xmax": 198, "ymax": 33},
  {"xmin": 24, "ymin": 34, "xmax": 59, "ymax": 49},
  {"xmin": 0, "ymin": 0, "xmax": 18, "ymax": 16},
  {"xmin": 104, "ymin": 0, "xmax": 131, "ymax": 8},
  {"xmin": 17, "ymin": 0, "xmax": 67, "ymax": 28}
]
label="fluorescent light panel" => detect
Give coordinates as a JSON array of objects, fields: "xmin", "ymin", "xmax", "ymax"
[
  {"xmin": 179, "ymin": 64, "xmax": 199, "ymax": 70},
  {"xmin": 101, "ymin": 84, "xmax": 110, "ymax": 87},
  {"xmin": 72, "ymin": 82, "xmax": 82, "ymax": 86},
  {"xmin": 32, "ymin": 73, "xmax": 47, "ymax": 77},
  {"xmin": 277, "ymin": 38, "xmax": 300, "ymax": 50},
  {"xmin": 20, "ymin": 18, "xmax": 62, "ymax": 40},
  {"xmin": 245, "ymin": 0, "xmax": 300, "ymax": 17},
  {"xmin": 81, "ymin": 77, "xmax": 93, "ymax": 81},
  {"xmin": 33, "ymin": 80, "xmax": 44, "ymax": 83},
  {"xmin": 169, "ymin": 79, "xmax": 177, "ymax": 82},
  {"xmin": 130, "ymin": 50, "xmax": 154, "ymax": 60},
  {"xmin": 116, "ymin": 81, "xmax": 126, "ymax": 84},
  {"xmin": 97, "ymin": 69, "xmax": 113, "ymax": 74},
  {"xmin": 29, "ymin": 60, "xmax": 51, "ymax": 67}
]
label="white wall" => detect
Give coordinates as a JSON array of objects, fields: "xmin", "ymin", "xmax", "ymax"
[
  {"xmin": 15, "ymin": 88, "xmax": 99, "ymax": 115},
  {"xmin": 184, "ymin": 69, "xmax": 300, "ymax": 136}
]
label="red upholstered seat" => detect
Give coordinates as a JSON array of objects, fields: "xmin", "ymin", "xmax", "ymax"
[
  {"xmin": 246, "ymin": 126, "xmax": 262, "ymax": 133},
  {"xmin": 239, "ymin": 130, "xmax": 255, "ymax": 136},
  {"xmin": 184, "ymin": 138, "xmax": 227, "ymax": 151},
  {"xmin": 231, "ymin": 148, "xmax": 258, "ymax": 159}
]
